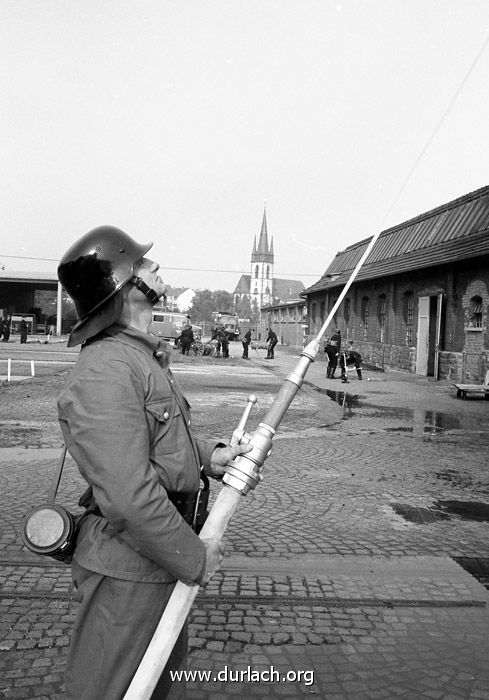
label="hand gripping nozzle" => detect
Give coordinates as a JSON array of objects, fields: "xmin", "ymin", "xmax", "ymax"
[{"xmin": 223, "ymin": 394, "xmax": 273, "ymax": 496}]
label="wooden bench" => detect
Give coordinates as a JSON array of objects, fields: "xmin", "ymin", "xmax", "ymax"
[{"xmin": 453, "ymin": 370, "xmax": 489, "ymax": 400}]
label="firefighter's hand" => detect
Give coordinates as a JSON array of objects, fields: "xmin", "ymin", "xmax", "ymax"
[
  {"xmin": 199, "ymin": 537, "xmax": 225, "ymax": 585},
  {"xmin": 206, "ymin": 443, "xmax": 253, "ymax": 480}
]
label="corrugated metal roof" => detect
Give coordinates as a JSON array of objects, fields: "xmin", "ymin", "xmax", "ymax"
[{"xmin": 304, "ymin": 185, "xmax": 489, "ymax": 295}]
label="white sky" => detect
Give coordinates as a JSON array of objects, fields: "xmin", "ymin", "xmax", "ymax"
[{"xmin": 1, "ymin": 0, "xmax": 488, "ymax": 291}]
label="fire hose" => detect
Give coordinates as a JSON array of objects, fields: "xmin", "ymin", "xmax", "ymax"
[
  {"xmin": 122, "ymin": 226, "xmax": 382, "ymax": 699},
  {"xmin": 122, "ymin": 37, "xmax": 489, "ymax": 690}
]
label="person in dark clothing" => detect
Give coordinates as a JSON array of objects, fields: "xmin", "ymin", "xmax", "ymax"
[
  {"xmin": 19, "ymin": 317, "xmax": 28, "ymax": 344},
  {"xmin": 265, "ymin": 328, "xmax": 278, "ymax": 359},
  {"xmin": 0, "ymin": 317, "xmax": 4, "ymax": 341},
  {"xmin": 216, "ymin": 326, "xmax": 229, "ymax": 358},
  {"xmin": 56, "ymin": 225, "xmax": 252, "ymax": 699},
  {"xmin": 179, "ymin": 325, "xmax": 194, "ymax": 355},
  {"xmin": 340, "ymin": 341, "xmax": 363, "ymax": 382},
  {"xmin": 2, "ymin": 315, "xmax": 11, "ymax": 342},
  {"xmin": 325, "ymin": 329, "xmax": 341, "ymax": 378},
  {"xmin": 242, "ymin": 329, "xmax": 252, "ymax": 359}
]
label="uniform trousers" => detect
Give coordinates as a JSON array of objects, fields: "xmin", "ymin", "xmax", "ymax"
[{"xmin": 66, "ymin": 560, "xmax": 187, "ymax": 700}]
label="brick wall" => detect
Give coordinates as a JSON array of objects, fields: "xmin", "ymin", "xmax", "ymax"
[{"xmin": 306, "ymin": 256, "xmax": 489, "ymax": 381}]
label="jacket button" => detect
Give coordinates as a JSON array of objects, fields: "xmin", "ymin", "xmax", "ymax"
[{"xmin": 163, "ymin": 411, "xmax": 170, "ymax": 420}]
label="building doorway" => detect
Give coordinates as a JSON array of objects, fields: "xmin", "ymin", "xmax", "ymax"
[{"xmin": 416, "ymin": 294, "xmax": 443, "ymax": 377}]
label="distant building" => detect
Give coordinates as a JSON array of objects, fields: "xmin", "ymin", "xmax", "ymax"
[
  {"xmin": 0, "ymin": 270, "xmax": 65, "ymax": 333},
  {"xmin": 164, "ymin": 286, "xmax": 196, "ymax": 312},
  {"xmin": 233, "ymin": 208, "xmax": 305, "ymax": 312},
  {"xmin": 302, "ymin": 185, "xmax": 489, "ymax": 383},
  {"xmin": 260, "ymin": 298, "xmax": 307, "ymax": 348}
]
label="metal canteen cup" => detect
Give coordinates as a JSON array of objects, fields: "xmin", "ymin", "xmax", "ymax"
[{"xmin": 21, "ymin": 503, "xmax": 78, "ymax": 562}]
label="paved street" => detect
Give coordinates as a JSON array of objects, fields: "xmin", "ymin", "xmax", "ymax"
[{"xmin": 1, "ymin": 341, "xmax": 489, "ymax": 698}]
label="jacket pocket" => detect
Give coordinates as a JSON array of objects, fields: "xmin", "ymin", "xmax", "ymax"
[{"xmin": 145, "ymin": 397, "xmax": 178, "ymax": 442}]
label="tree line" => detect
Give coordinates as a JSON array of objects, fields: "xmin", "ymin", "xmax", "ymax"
[{"xmin": 187, "ymin": 290, "xmax": 259, "ymax": 325}]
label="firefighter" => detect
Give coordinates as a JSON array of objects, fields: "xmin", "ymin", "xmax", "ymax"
[
  {"xmin": 325, "ymin": 329, "xmax": 341, "ymax": 378},
  {"xmin": 340, "ymin": 340, "xmax": 363, "ymax": 382},
  {"xmin": 215, "ymin": 325, "xmax": 229, "ymax": 358},
  {"xmin": 179, "ymin": 324, "xmax": 194, "ymax": 355},
  {"xmin": 19, "ymin": 317, "xmax": 28, "ymax": 344},
  {"xmin": 265, "ymin": 328, "xmax": 278, "ymax": 359},
  {"xmin": 56, "ymin": 225, "xmax": 251, "ymax": 699}
]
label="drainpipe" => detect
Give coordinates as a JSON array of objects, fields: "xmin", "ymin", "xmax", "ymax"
[{"xmin": 56, "ymin": 282, "xmax": 62, "ymax": 336}]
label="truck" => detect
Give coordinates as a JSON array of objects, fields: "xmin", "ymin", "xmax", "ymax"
[
  {"xmin": 212, "ymin": 311, "xmax": 240, "ymax": 341},
  {"xmin": 150, "ymin": 311, "xmax": 202, "ymax": 342}
]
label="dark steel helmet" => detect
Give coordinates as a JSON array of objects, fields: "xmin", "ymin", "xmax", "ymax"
[{"xmin": 58, "ymin": 226, "xmax": 153, "ymax": 346}]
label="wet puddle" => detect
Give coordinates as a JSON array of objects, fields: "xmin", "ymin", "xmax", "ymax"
[
  {"xmin": 392, "ymin": 501, "xmax": 489, "ymax": 524},
  {"xmin": 323, "ymin": 389, "xmax": 363, "ymax": 419},
  {"xmin": 307, "ymin": 383, "xmax": 489, "ymax": 433}
]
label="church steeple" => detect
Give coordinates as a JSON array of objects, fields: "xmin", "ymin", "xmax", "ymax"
[
  {"xmin": 250, "ymin": 206, "xmax": 274, "ymax": 308},
  {"xmin": 252, "ymin": 208, "xmax": 274, "ymax": 263}
]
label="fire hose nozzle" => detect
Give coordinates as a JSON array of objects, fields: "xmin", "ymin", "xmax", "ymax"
[{"xmin": 223, "ymin": 423, "xmax": 274, "ymax": 495}]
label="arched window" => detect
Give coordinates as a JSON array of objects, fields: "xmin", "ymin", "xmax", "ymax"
[
  {"xmin": 403, "ymin": 292, "xmax": 414, "ymax": 345},
  {"xmin": 361, "ymin": 297, "xmax": 369, "ymax": 340},
  {"xmin": 266, "ymin": 265, "xmax": 270, "ymax": 279},
  {"xmin": 343, "ymin": 298, "xmax": 351, "ymax": 324},
  {"xmin": 320, "ymin": 301, "xmax": 326, "ymax": 322},
  {"xmin": 470, "ymin": 295, "xmax": 483, "ymax": 327},
  {"xmin": 255, "ymin": 265, "xmax": 259, "ymax": 279},
  {"xmin": 377, "ymin": 294, "xmax": 386, "ymax": 342},
  {"xmin": 311, "ymin": 302, "xmax": 317, "ymax": 324}
]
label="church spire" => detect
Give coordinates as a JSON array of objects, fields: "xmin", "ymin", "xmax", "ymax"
[{"xmin": 252, "ymin": 207, "xmax": 274, "ymax": 263}]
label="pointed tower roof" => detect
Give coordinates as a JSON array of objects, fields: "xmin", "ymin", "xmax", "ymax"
[
  {"xmin": 252, "ymin": 207, "xmax": 274, "ymax": 263},
  {"xmin": 257, "ymin": 209, "xmax": 269, "ymax": 254}
]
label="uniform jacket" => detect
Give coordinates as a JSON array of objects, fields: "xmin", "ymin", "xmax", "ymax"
[
  {"xmin": 326, "ymin": 332, "xmax": 341, "ymax": 354},
  {"xmin": 345, "ymin": 349, "xmax": 362, "ymax": 367},
  {"xmin": 58, "ymin": 324, "xmax": 218, "ymax": 584}
]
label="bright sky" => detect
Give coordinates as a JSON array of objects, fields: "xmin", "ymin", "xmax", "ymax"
[{"xmin": 1, "ymin": 1, "xmax": 488, "ymax": 291}]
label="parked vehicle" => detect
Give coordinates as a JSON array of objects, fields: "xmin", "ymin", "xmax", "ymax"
[
  {"xmin": 150, "ymin": 311, "xmax": 202, "ymax": 342},
  {"xmin": 10, "ymin": 314, "xmax": 36, "ymax": 334},
  {"xmin": 212, "ymin": 311, "xmax": 240, "ymax": 341}
]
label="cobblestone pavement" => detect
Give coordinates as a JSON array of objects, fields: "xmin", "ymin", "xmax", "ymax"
[{"xmin": 1, "ymin": 344, "xmax": 489, "ymax": 698}]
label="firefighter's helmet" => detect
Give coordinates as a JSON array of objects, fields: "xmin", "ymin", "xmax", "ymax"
[{"xmin": 58, "ymin": 225, "xmax": 153, "ymax": 346}]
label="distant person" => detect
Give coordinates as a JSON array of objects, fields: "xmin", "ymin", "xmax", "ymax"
[
  {"xmin": 179, "ymin": 325, "xmax": 194, "ymax": 355},
  {"xmin": 242, "ymin": 328, "xmax": 252, "ymax": 359},
  {"xmin": 340, "ymin": 341, "xmax": 363, "ymax": 382},
  {"xmin": 19, "ymin": 317, "xmax": 28, "ymax": 344},
  {"xmin": 2, "ymin": 315, "xmax": 11, "ymax": 342},
  {"xmin": 216, "ymin": 326, "xmax": 229, "ymax": 358},
  {"xmin": 325, "ymin": 329, "xmax": 341, "ymax": 378},
  {"xmin": 265, "ymin": 328, "xmax": 278, "ymax": 359}
]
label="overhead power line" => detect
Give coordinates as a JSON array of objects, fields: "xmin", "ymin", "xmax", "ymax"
[{"xmin": 0, "ymin": 253, "xmax": 321, "ymax": 278}]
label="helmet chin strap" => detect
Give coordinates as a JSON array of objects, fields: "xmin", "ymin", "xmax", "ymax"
[{"xmin": 131, "ymin": 275, "xmax": 161, "ymax": 305}]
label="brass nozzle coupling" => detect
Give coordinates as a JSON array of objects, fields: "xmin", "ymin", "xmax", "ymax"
[{"xmin": 223, "ymin": 422, "xmax": 274, "ymax": 495}]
